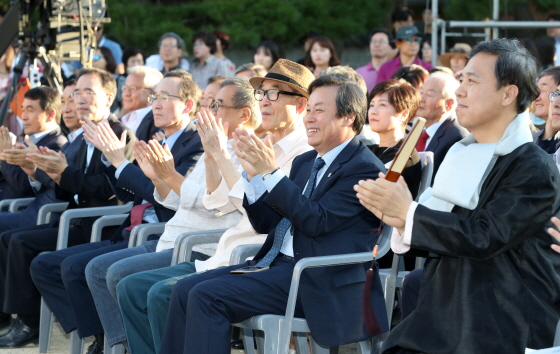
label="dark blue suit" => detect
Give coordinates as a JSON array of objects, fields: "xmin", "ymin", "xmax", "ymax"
[
  {"xmin": 30, "ymin": 122, "xmax": 203, "ymax": 338},
  {"xmin": 160, "ymin": 137, "xmax": 389, "ymax": 354},
  {"xmin": 425, "ymin": 116, "xmax": 468, "ymax": 182},
  {"xmin": 0, "ymin": 127, "xmax": 68, "ymax": 231}
]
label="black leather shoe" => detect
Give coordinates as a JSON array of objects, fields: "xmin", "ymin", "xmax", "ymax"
[
  {"xmin": 0, "ymin": 317, "xmax": 38, "ymax": 348},
  {"xmin": 231, "ymin": 339, "xmax": 244, "ymax": 350},
  {"xmin": 0, "ymin": 313, "xmax": 11, "ymax": 329},
  {"xmin": 85, "ymin": 337, "xmax": 104, "ymax": 354}
]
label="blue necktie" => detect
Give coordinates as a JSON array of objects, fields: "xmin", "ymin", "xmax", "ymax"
[{"xmin": 256, "ymin": 157, "xmax": 326, "ymax": 267}]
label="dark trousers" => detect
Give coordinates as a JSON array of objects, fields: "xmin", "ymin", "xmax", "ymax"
[
  {"xmin": 0, "ymin": 223, "xmax": 91, "ymax": 317},
  {"xmin": 401, "ymin": 268, "xmax": 423, "ymax": 320},
  {"xmin": 0, "ymin": 212, "xmax": 23, "ymax": 234},
  {"xmin": 160, "ymin": 257, "xmax": 303, "ymax": 354},
  {"xmin": 30, "ymin": 239, "xmax": 126, "ymax": 337}
]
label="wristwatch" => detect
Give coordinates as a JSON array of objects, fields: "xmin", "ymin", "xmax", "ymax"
[{"xmin": 262, "ymin": 168, "xmax": 280, "ymax": 180}]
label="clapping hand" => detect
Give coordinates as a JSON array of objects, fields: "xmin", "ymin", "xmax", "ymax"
[
  {"xmin": 26, "ymin": 146, "xmax": 68, "ymax": 183},
  {"xmin": 547, "ymin": 217, "xmax": 560, "ymax": 253},
  {"xmin": 132, "ymin": 141, "xmax": 158, "ymax": 181},
  {"xmin": 0, "ymin": 127, "xmax": 13, "ymax": 154},
  {"xmin": 196, "ymin": 109, "xmax": 230, "ymax": 159},
  {"xmin": 0, "ymin": 136, "xmax": 36, "ymax": 169},
  {"xmin": 82, "ymin": 117, "xmax": 103, "ymax": 150},
  {"xmin": 143, "ymin": 140, "xmax": 176, "ymax": 181},
  {"xmin": 232, "ymin": 128, "xmax": 276, "ymax": 179}
]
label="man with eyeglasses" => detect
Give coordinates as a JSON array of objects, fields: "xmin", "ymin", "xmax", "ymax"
[
  {"xmin": 356, "ymin": 28, "xmax": 395, "ymax": 94},
  {"xmin": 28, "ymin": 69, "xmax": 204, "ymax": 354},
  {"xmin": 376, "ymin": 25, "xmax": 433, "ymax": 84},
  {"xmin": 145, "ymin": 33, "xmax": 190, "ymax": 74},
  {"xmin": 533, "ymin": 67, "xmax": 560, "ymax": 153},
  {"xmin": 0, "ymin": 68, "xmax": 134, "ymax": 348},
  {"xmin": 119, "ymin": 66, "xmax": 163, "ymax": 143}
]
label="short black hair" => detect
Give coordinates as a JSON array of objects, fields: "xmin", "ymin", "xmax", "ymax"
[
  {"xmin": 392, "ymin": 8, "xmax": 412, "ymax": 23},
  {"xmin": 369, "ymin": 28, "xmax": 393, "ymax": 43},
  {"xmin": 469, "ymin": 38, "xmax": 539, "ymax": 113},
  {"xmin": 77, "ymin": 67, "xmax": 118, "ymax": 99},
  {"xmin": 122, "ymin": 46, "xmax": 145, "ymax": 71},
  {"xmin": 24, "ymin": 86, "xmax": 61, "ymax": 124},
  {"xmin": 392, "ymin": 65, "xmax": 429, "ymax": 89},
  {"xmin": 539, "ymin": 67, "xmax": 560, "ymax": 87},
  {"xmin": 158, "ymin": 32, "xmax": 185, "ymax": 50},
  {"xmin": 192, "ymin": 32, "xmax": 217, "ymax": 54},
  {"xmin": 308, "ymin": 74, "xmax": 367, "ymax": 134},
  {"xmin": 547, "ymin": 14, "xmax": 560, "ymax": 22}
]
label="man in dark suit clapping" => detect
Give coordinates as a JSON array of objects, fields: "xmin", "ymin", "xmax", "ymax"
[{"xmin": 160, "ymin": 74, "xmax": 390, "ymax": 354}]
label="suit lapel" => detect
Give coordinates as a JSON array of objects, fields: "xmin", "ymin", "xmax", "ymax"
[
  {"xmin": 170, "ymin": 121, "xmax": 197, "ymax": 156},
  {"xmin": 426, "ymin": 118, "xmax": 452, "ymax": 152},
  {"xmin": 75, "ymin": 138, "xmax": 88, "ymax": 170}
]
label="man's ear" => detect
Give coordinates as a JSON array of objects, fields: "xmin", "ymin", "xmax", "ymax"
[
  {"xmin": 182, "ymin": 99, "xmax": 195, "ymax": 114},
  {"xmin": 444, "ymin": 97, "xmax": 455, "ymax": 112},
  {"xmin": 238, "ymin": 107, "xmax": 251, "ymax": 127},
  {"xmin": 343, "ymin": 113, "xmax": 356, "ymax": 128},
  {"xmin": 106, "ymin": 93, "xmax": 115, "ymax": 108},
  {"xmin": 46, "ymin": 109, "xmax": 57, "ymax": 122},
  {"xmin": 502, "ymin": 85, "xmax": 519, "ymax": 108},
  {"xmin": 295, "ymin": 97, "xmax": 307, "ymax": 114}
]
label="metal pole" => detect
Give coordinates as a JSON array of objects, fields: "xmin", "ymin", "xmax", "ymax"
[
  {"xmin": 440, "ymin": 23, "xmax": 446, "ymax": 55},
  {"xmin": 431, "ymin": 0, "xmax": 438, "ymax": 66},
  {"xmin": 447, "ymin": 20, "xmax": 560, "ymax": 28},
  {"xmin": 492, "ymin": 0, "xmax": 499, "ymax": 38}
]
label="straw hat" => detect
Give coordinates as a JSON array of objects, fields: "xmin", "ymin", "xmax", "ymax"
[
  {"xmin": 249, "ymin": 59, "xmax": 315, "ymax": 98},
  {"xmin": 439, "ymin": 43, "xmax": 472, "ymax": 68}
]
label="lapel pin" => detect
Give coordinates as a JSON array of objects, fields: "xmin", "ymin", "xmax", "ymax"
[{"xmin": 327, "ymin": 173, "xmax": 332, "ymax": 177}]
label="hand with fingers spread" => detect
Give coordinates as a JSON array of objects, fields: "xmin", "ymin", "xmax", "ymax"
[
  {"xmin": 27, "ymin": 146, "xmax": 68, "ymax": 183},
  {"xmin": 96, "ymin": 121, "xmax": 128, "ymax": 168},
  {"xmin": 144, "ymin": 139, "xmax": 176, "ymax": 181},
  {"xmin": 196, "ymin": 109, "xmax": 230, "ymax": 160},
  {"xmin": 82, "ymin": 117, "xmax": 103, "ymax": 150},
  {"xmin": 0, "ymin": 127, "xmax": 13, "ymax": 154},
  {"xmin": 232, "ymin": 128, "xmax": 277, "ymax": 178},
  {"xmin": 132, "ymin": 141, "xmax": 158, "ymax": 181},
  {"xmin": 547, "ymin": 216, "xmax": 560, "ymax": 253},
  {"xmin": 1, "ymin": 136, "xmax": 37, "ymax": 169},
  {"xmin": 353, "ymin": 172, "xmax": 413, "ymax": 232}
]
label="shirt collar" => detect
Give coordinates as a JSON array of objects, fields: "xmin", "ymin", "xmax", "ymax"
[
  {"xmin": 274, "ymin": 123, "xmax": 307, "ymax": 156},
  {"xmin": 29, "ymin": 126, "xmax": 57, "ymax": 144},
  {"xmin": 317, "ymin": 137, "xmax": 353, "ymax": 168},
  {"xmin": 161, "ymin": 127, "xmax": 184, "ymax": 150},
  {"xmin": 132, "ymin": 106, "xmax": 152, "ymax": 119},
  {"xmin": 425, "ymin": 112, "xmax": 452, "ymax": 137},
  {"xmin": 68, "ymin": 128, "xmax": 84, "ymax": 143}
]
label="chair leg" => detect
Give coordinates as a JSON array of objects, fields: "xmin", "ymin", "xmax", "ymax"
[
  {"xmin": 70, "ymin": 331, "xmax": 84, "ymax": 354},
  {"xmin": 308, "ymin": 334, "xmax": 330, "ymax": 354},
  {"xmin": 294, "ymin": 332, "xmax": 308, "ymax": 353},
  {"xmin": 356, "ymin": 339, "xmax": 372, "ymax": 354},
  {"xmin": 104, "ymin": 335, "xmax": 111, "ymax": 354},
  {"xmin": 39, "ymin": 298, "xmax": 53, "ymax": 353},
  {"xmin": 109, "ymin": 343, "xmax": 126, "ymax": 354},
  {"xmin": 241, "ymin": 328, "xmax": 257, "ymax": 354}
]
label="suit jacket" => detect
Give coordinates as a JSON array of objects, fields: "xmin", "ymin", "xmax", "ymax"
[
  {"xmin": 381, "ymin": 143, "xmax": 560, "ymax": 354},
  {"xmin": 105, "ymin": 121, "xmax": 203, "ymax": 242},
  {"xmin": 425, "ymin": 116, "xmax": 468, "ymax": 182},
  {"xmin": 244, "ymin": 137, "xmax": 389, "ymax": 347},
  {"xmin": 20, "ymin": 133, "xmax": 83, "ymax": 226},
  {"xmin": 134, "ymin": 110, "xmax": 162, "ymax": 143},
  {"xmin": 0, "ymin": 126, "xmax": 67, "ymax": 201},
  {"xmin": 55, "ymin": 115, "xmax": 136, "ymax": 235}
]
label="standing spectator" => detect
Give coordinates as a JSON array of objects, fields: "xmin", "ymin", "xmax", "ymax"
[
  {"xmin": 392, "ymin": 8, "xmax": 414, "ymax": 34},
  {"xmin": 213, "ymin": 30, "xmax": 236, "ymax": 76},
  {"xmin": 376, "ymin": 26, "xmax": 433, "ymax": 84},
  {"xmin": 253, "ymin": 40, "xmax": 280, "ymax": 72},
  {"xmin": 296, "ymin": 31, "xmax": 320, "ymax": 64},
  {"xmin": 304, "ymin": 36, "xmax": 340, "ymax": 77},
  {"xmin": 190, "ymin": 32, "xmax": 229, "ymax": 90},
  {"xmin": 92, "ymin": 47, "xmax": 124, "ymax": 114},
  {"xmin": 145, "ymin": 33, "xmax": 190, "ymax": 74},
  {"xmin": 439, "ymin": 43, "xmax": 471, "ymax": 76},
  {"xmin": 421, "ymin": 34, "xmax": 433, "ymax": 65},
  {"xmin": 533, "ymin": 67, "xmax": 560, "ymax": 153},
  {"xmin": 356, "ymin": 29, "xmax": 394, "ymax": 94},
  {"xmin": 73, "ymin": 23, "xmax": 124, "ymax": 75},
  {"xmin": 200, "ymin": 76, "xmax": 227, "ymax": 110},
  {"xmin": 392, "ymin": 65, "xmax": 429, "ymax": 89}
]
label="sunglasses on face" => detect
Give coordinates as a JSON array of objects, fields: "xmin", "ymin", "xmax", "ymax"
[
  {"xmin": 403, "ymin": 37, "xmax": 422, "ymax": 45},
  {"xmin": 93, "ymin": 55, "xmax": 102, "ymax": 61}
]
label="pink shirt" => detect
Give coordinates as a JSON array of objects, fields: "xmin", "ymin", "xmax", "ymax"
[
  {"xmin": 375, "ymin": 56, "xmax": 433, "ymax": 84},
  {"xmin": 356, "ymin": 62, "xmax": 379, "ymax": 94}
]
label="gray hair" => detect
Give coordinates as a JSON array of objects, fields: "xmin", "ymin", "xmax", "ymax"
[
  {"xmin": 429, "ymin": 71, "xmax": 460, "ymax": 110},
  {"xmin": 322, "ymin": 65, "xmax": 368, "ymax": 95},
  {"xmin": 127, "ymin": 66, "xmax": 164, "ymax": 90},
  {"xmin": 158, "ymin": 32, "xmax": 185, "ymax": 51},
  {"xmin": 220, "ymin": 78, "xmax": 262, "ymax": 129},
  {"xmin": 308, "ymin": 74, "xmax": 367, "ymax": 134}
]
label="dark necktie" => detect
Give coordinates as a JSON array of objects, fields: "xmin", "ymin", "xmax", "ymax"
[
  {"xmin": 256, "ymin": 157, "xmax": 326, "ymax": 267},
  {"xmin": 416, "ymin": 130, "xmax": 430, "ymax": 152}
]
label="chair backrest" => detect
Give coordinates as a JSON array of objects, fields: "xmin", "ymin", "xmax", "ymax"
[
  {"xmin": 229, "ymin": 244, "xmax": 262, "ymax": 265},
  {"xmin": 417, "ymin": 151, "xmax": 434, "ymax": 200},
  {"xmin": 376, "ymin": 225, "xmax": 393, "ymax": 261}
]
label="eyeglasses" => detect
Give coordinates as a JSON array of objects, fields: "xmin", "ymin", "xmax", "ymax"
[
  {"xmin": 122, "ymin": 85, "xmax": 151, "ymax": 93},
  {"xmin": 148, "ymin": 93, "xmax": 181, "ymax": 104},
  {"xmin": 254, "ymin": 89, "xmax": 303, "ymax": 102},
  {"xmin": 404, "ymin": 37, "xmax": 422, "ymax": 45},
  {"xmin": 160, "ymin": 45, "xmax": 177, "ymax": 50},
  {"xmin": 549, "ymin": 91, "xmax": 560, "ymax": 102},
  {"xmin": 370, "ymin": 40, "xmax": 388, "ymax": 46},
  {"xmin": 209, "ymin": 100, "xmax": 242, "ymax": 111},
  {"xmin": 71, "ymin": 90, "xmax": 96, "ymax": 98},
  {"xmin": 93, "ymin": 54, "xmax": 102, "ymax": 61}
]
